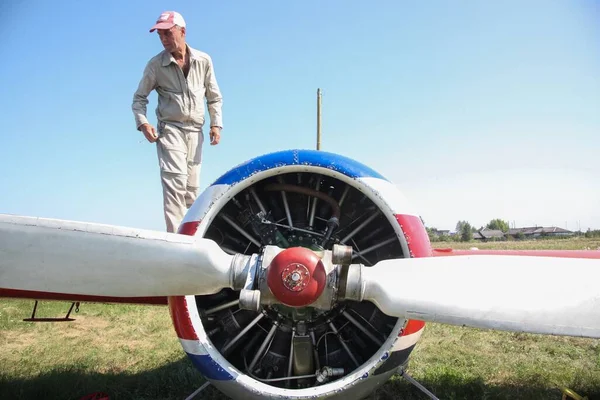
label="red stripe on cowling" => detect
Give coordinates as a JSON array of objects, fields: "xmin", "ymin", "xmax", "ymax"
[
  {"xmin": 169, "ymin": 220, "xmax": 202, "ymax": 341},
  {"xmin": 395, "ymin": 214, "xmax": 431, "ymax": 337},
  {"xmin": 178, "ymin": 221, "xmax": 200, "ymax": 236},
  {"xmin": 395, "ymin": 214, "xmax": 433, "ymax": 258},
  {"xmin": 168, "ymin": 296, "xmax": 198, "ymax": 340},
  {"xmin": 402, "ymin": 319, "xmax": 425, "ymax": 336}
]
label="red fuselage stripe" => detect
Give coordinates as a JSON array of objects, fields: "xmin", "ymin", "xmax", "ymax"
[{"xmin": 0, "ymin": 288, "xmax": 167, "ymax": 305}]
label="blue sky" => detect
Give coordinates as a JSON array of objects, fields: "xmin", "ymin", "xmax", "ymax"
[{"xmin": 1, "ymin": 1, "xmax": 598, "ymax": 232}]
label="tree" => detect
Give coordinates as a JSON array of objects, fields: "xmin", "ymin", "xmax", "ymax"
[
  {"xmin": 455, "ymin": 220, "xmax": 468, "ymax": 233},
  {"xmin": 456, "ymin": 221, "xmax": 473, "ymax": 242},
  {"xmin": 486, "ymin": 219, "xmax": 510, "ymax": 232},
  {"xmin": 425, "ymin": 226, "xmax": 438, "ymax": 242},
  {"xmin": 439, "ymin": 233, "xmax": 452, "ymax": 242},
  {"xmin": 516, "ymin": 232, "xmax": 525, "ymax": 240}
]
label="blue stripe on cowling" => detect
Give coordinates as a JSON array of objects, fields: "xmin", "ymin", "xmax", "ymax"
[
  {"xmin": 212, "ymin": 149, "xmax": 388, "ymax": 186},
  {"xmin": 186, "ymin": 353, "xmax": 234, "ymax": 380}
]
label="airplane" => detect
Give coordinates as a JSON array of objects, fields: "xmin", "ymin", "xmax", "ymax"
[{"xmin": 1, "ymin": 148, "xmax": 599, "ymax": 400}]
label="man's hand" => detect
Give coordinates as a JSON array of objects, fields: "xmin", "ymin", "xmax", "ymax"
[
  {"xmin": 140, "ymin": 123, "xmax": 158, "ymax": 143},
  {"xmin": 210, "ymin": 126, "xmax": 221, "ymax": 145}
]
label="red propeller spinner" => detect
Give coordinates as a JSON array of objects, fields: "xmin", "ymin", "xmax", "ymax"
[{"xmin": 266, "ymin": 247, "xmax": 327, "ymax": 307}]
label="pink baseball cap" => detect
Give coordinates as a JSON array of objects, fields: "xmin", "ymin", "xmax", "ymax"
[{"xmin": 149, "ymin": 11, "xmax": 186, "ymax": 32}]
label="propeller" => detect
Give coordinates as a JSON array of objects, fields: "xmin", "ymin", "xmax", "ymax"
[
  {"xmin": 353, "ymin": 255, "xmax": 600, "ymax": 338},
  {"xmin": 0, "ymin": 214, "xmax": 252, "ymax": 297},
  {"xmin": 3, "ymin": 213, "xmax": 600, "ymax": 339}
]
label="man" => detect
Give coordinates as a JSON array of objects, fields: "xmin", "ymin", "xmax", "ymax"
[{"xmin": 132, "ymin": 11, "xmax": 223, "ymax": 233}]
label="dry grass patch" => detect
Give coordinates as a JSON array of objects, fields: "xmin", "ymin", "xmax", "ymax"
[{"xmin": 435, "ymin": 237, "xmax": 600, "ymax": 250}]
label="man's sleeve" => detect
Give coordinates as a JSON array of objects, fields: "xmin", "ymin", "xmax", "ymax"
[
  {"xmin": 204, "ymin": 56, "xmax": 223, "ymax": 128},
  {"xmin": 132, "ymin": 61, "xmax": 157, "ymax": 130}
]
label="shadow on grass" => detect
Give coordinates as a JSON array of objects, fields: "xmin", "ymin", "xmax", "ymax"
[
  {"xmin": 2, "ymin": 360, "xmax": 598, "ymax": 400},
  {"xmin": 368, "ymin": 372, "xmax": 600, "ymax": 400},
  {"xmin": 0, "ymin": 356, "xmax": 226, "ymax": 400}
]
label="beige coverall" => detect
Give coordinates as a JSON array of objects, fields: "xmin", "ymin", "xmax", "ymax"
[{"xmin": 132, "ymin": 45, "xmax": 223, "ymax": 233}]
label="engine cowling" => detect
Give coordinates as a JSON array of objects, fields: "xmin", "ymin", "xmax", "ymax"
[{"xmin": 168, "ymin": 149, "xmax": 429, "ymax": 399}]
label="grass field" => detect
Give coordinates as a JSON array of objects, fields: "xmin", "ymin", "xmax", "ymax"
[
  {"xmin": 1, "ymin": 239, "xmax": 599, "ymax": 400},
  {"xmin": 433, "ymin": 237, "xmax": 600, "ymax": 251}
]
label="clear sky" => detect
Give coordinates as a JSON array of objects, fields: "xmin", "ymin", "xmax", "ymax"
[{"xmin": 1, "ymin": 1, "xmax": 598, "ymax": 232}]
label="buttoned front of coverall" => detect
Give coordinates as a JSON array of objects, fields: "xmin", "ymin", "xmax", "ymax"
[{"xmin": 132, "ymin": 45, "xmax": 223, "ymax": 233}]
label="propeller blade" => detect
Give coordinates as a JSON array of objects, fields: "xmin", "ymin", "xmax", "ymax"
[
  {"xmin": 0, "ymin": 214, "xmax": 247, "ymax": 298},
  {"xmin": 359, "ymin": 255, "xmax": 600, "ymax": 338}
]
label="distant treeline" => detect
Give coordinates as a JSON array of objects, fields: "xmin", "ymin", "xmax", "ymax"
[
  {"xmin": 427, "ymin": 230, "xmax": 600, "ymax": 243},
  {"xmin": 583, "ymin": 229, "xmax": 600, "ymax": 238},
  {"xmin": 422, "ymin": 217, "xmax": 600, "ymax": 242}
]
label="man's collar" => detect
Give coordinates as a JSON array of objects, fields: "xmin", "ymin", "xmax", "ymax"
[
  {"xmin": 161, "ymin": 44, "xmax": 198, "ymax": 67},
  {"xmin": 161, "ymin": 51, "xmax": 175, "ymax": 67}
]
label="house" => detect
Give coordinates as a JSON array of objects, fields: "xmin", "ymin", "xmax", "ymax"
[
  {"xmin": 473, "ymin": 227, "xmax": 505, "ymax": 241},
  {"xmin": 508, "ymin": 226, "xmax": 573, "ymax": 238},
  {"xmin": 539, "ymin": 227, "xmax": 573, "ymax": 236}
]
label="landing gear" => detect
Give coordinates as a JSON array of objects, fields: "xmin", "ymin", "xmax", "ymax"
[
  {"xmin": 23, "ymin": 300, "xmax": 80, "ymax": 322},
  {"xmin": 399, "ymin": 368, "xmax": 440, "ymax": 400}
]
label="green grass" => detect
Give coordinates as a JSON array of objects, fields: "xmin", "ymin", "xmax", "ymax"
[
  {"xmin": 0, "ymin": 301, "xmax": 208, "ymax": 400},
  {"xmin": 384, "ymin": 324, "xmax": 600, "ymax": 400},
  {"xmin": 1, "ymin": 238, "xmax": 600, "ymax": 399}
]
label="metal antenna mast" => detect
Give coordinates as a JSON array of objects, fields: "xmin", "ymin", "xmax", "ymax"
[{"xmin": 317, "ymin": 88, "xmax": 322, "ymax": 150}]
